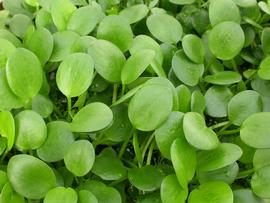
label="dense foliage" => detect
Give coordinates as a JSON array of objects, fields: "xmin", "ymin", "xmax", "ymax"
[{"xmin": 0, "ymin": 0, "xmax": 270, "ymax": 202}]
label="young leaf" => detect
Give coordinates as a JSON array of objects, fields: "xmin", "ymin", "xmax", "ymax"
[
  {"xmin": 258, "ymin": 56, "xmax": 270, "ymax": 80},
  {"xmin": 146, "ymin": 13, "xmax": 183, "ymax": 44},
  {"xmin": 119, "ymin": 4, "xmax": 149, "ymax": 24},
  {"xmin": 56, "ymin": 53, "xmax": 94, "ymax": 98},
  {"xmin": 9, "ymin": 14, "xmax": 32, "ymax": 38},
  {"xmin": 97, "ymin": 15, "xmax": 133, "ymax": 52},
  {"xmin": 64, "ymin": 140, "xmax": 95, "ymax": 177},
  {"xmin": 44, "ymin": 187, "xmax": 77, "ymax": 203},
  {"xmin": 0, "ymin": 38, "xmax": 15, "ymax": 68},
  {"xmin": 183, "ymin": 112, "xmax": 219, "ymax": 150},
  {"xmin": 204, "ymin": 71, "xmax": 242, "ymax": 85},
  {"xmin": 0, "ymin": 111, "xmax": 15, "ymax": 151},
  {"xmin": 78, "ymin": 190, "xmax": 98, "ymax": 203},
  {"xmin": 70, "ymin": 102, "xmax": 113, "ymax": 132},
  {"xmin": 251, "ymin": 165, "xmax": 270, "ymax": 198},
  {"xmin": 6, "ymin": 48, "xmax": 43, "ymax": 100},
  {"xmin": 7, "ymin": 154, "xmax": 56, "ymax": 199}
]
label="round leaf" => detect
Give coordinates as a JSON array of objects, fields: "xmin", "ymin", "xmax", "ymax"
[
  {"xmin": 128, "ymin": 84, "xmax": 173, "ymax": 131},
  {"xmin": 0, "ymin": 38, "xmax": 15, "ymax": 68},
  {"xmin": 6, "ymin": 48, "xmax": 43, "ymax": 100},
  {"xmin": 119, "ymin": 4, "xmax": 149, "ymax": 24},
  {"xmin": 182, "ymin": 34, "xmax": 205, "ymax": 64},
  {"xmin": 128, "ymin": 165, "xmax": 165, "ymax": 192},
  {"xmin": 56, "ymin": 53, "xmax": 94, "ymax": 98},
  {"xmin": 172, "ymin": 50, "xmax": 204, "ymax": 86},
  {"xmin": 209, "ymin": 21, "xmax": 245, "ymax": 60},
  {"xmin": 204, "ymin": 71, "xmax": 242, "ymax": 85},
  {"xmin": 97, "ymin": 15, "xmax": 133, "ymax": 52},
  {"xmin": 70, "ymin": 102, "xmax": 113, "ymax": 132},
  {"xmin": 0, "ymin": 182, "xmax": 25, "ymax": 203},
  {"xmin": 88, "ymin": 39, "xmax": 126, "ymax": 83},
  {"xmin": 9, "ymin": 14, "xmax": 32, "ymax": 38},
  {"xmin": 15, "ymin": 110, "xmax": 47, "ymax": 151},
  {"xmin": 197, "ymin": 143, "xmax": 242, "ymax": 172},
  {"xmin": 188, "ymin": 181, "xmax": 233, "ymax": 203},
  {"xmin": 183, "ymin": 112, "xmax": 219, "ymax": 150},
  {"xmin": 7, "ymin": 154, "xmax": 56, "ymax": 199},
  {"xmin": 44, "ymin": 187, "xmax": 77, "ymax": 203},
  {"xmin": 146, "ymin": 13, "xmax": 182, "ymax": 44},
  {"xmin": 155, "ymin": 111, "xmax": 185, "ymax": 160},
  {"xmin": 0, "ymin": 111, "xmax": 15, "ymax": 151},
  {"xmin": 78, "ymin": 190, "xmax": 98, "ymax": 203},
  {"xmin": 37, "ymin": 121, "xmax": 75, "ymax": 162},
  {"xmin": 121, "ymin": 49, "xmax": 155, "ymax": 85},
  {"xmin": 233, "ymin": 0, "xmax": 257, "ymax": 7},
  {"xmin": 233, "ymin": 189, "xmax": 264, "ymax": 203},
  {"xmin": 253, "ymin": 149, "xmax": 270, "ymax": 170},
  {"xmin": 32, "ymin": 94, "xmax": 53, "ymax": 118},
  {"xmin": 251, "ymin": 165, "xmax": 270, "ymax": 198},
  {"xmin": 228, "ymin": 90, "xmax": 262, "ymax": 125},
  {"xmin": 169, "ymin": 0, "xmax": 195, "ymax": 5},
  {"xmin": 258, "ymin": 56, "xmax": 270, "ymax": 80},
  {"xmin": 240, "ymin": 112, "xmax": 270, "ymax": 148},
  {"xmin": 64, "ymin": 140, "xmax": 95, "ymax": 177}
]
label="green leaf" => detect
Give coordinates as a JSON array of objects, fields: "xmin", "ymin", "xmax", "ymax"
[
  {"xmin": 0, "ymin": 182, "xmax": 25, "ymax": 203},
  {"xmin": 209, "ymin": 0, "xmax": 241, "ymax": 26},
  {"xmin": 191, "ymin": 90, "xmax": 205, "ymax": 116},
  {"xmin": 0, "ymin": 28, "xmax": 22, "ymax": 47},
  {"xmin": 171, "ymin": 138, "xmax": 197, "ymax": 189},
  {"xmin": 56, "ymin": 53, "xmax": 94, "ymax": 98},
  {"xmin": 251, "ymin": 165, "xmax": 270, "ymax": 198},
  {"xmin": 119, "ymin": 4, "xmax": 149, "ymax": 24},
  {"xmin": 204, "ymin": 71, "xmax": 242, "ymax": 85},
  {"xmin": 172, "ymin": 50, "xmax": 204, "ymax": 86},
  {"xmin": 261, "ymin": 28, "xmax": 270, "ymax": 54},
  {"xmin": 128, "ymin": 84, "xmax": 173, "ymax": 131},
  {"xmin": 70, "ymin": 102, "xmax": 113, "ymax": 132},
  {"xmin": 67, "ymin": 5, "xmax": 102, "ymax": 35},
  {"xmin": 78, "ymin": 190, "xmax": 98, "ymax": 203},
  {"xmin": 0, "ymin": 137, "xmax": 7, "ymax": 156},
  {"xmin": 183, "ymin": 112, "xmax": 219, "ymax": 150},
  {"xmin": 155, "ymin": 112, "xmax": 185, "ymax": 160},
  {"xmin": 209, "ymin": 21, "xmax": 245, "ymax": 60},
  {"xmin": 128, "ymin": 165, "xmax": 165, "ymax": 191},
  {"xmin": 258, "ymin": 56, "xmax": 270, "ymax": 80},
  {"xmin": 0, "ymin": 38, "xmax": 15, "ymax": 68},
  {"xmin": 121, "ymin": 49, "xmax": 155, "ymax": 85},
  {"xmin": 169, "ymin": 0, "xmax": 195, "ymax": 5},
  {"xmin": 64, "ymin": 140, "xmax": 95, "ymax": 177},
  {"xmin": 50, "ymin": 31, "xmax": 80, "ymax": 62},
  {"xmin": 253, "ymin": 149, "xmax": 270, "ymax": 170},
  {"xmin": 51, "ymin": 0, "xmax": 76, "ymax": 31},
  {"xmin": 176, "ymin": 85, "xmax": 191, "ymax": 112},
  {"xmin": 15, "ymin": 110, "xmax": 47, "ymax": 151},
  {"xmin": 92, "ymin": 147, "xmax": 126, "ymax": 180},
  {"xmin": 0, "ymin": 111, "xmax": 15, "ymax": 151},
  {"xmin": 88, "ymin": 39, "xmax": 126, "ymax": 83},
  {"xmin": 160, "ymin": 174, "xmax": 188, "ymax": 203},
  {"xmin": 188, "ymin": 181, "xmax": 233, "ymax": 203},
  {"xmin": 31, "ymin": 94, "xmax": 53, "ymax": 118},
  {"xmin": 6, "ymin": 48, "xmax": 43, "ymax": 100},
  {"xmin": 37, "ymin": 121, "xmax": 75, "ymax": 162},
  {"xmin": 44, "ymin": 187, "xmax": 77, "ymax": 203},
  {"xmin": 146, "ymin": 13, "xmax": 182, "ymax": 44},
  {"xmin": 0, "ymin": 69, "xmax": 23, "ymax": 111},
  {"xmin": 24, "ymin": 27, "xmax": 53, "ymax": 65},
  {"xmin": 205, "ymin": 86, "xmax": 233, "ymax": 117},
  {"xmin": 228, "ymin": 90, "xmax": 262, "ymax": 126},
  {"xmin": 233, "ymin": 0, "xmax": 257, "ymax": 7},
  {"xmin": 182, "ymin": 34, "xmax": 205, "ymax": 64},
  {"xmin": 97, "ymin": 15, "xmax": 133, "ymax": 52},
  {"xmin": 9, "ymin": 14, "xmax": 32, "ymax": 38},
  {"xmin": 240, "ymin": 112, "xmax": 270, "ymax": 148},
  {"xmin": 0, "ymin": 170, "xmax": 8, "ymax": 191},
  {"xmin": 71, "ymin": 36, "xmax": 96, "ymax": 53},
  {"xmin": 197, "ymin": 143, "xmax": 242, "ymax": 172},
  {"xmin": 233, "ymin": 189, "xmax": 264, "ymax": 203},
  {"xmin": 7, "ymin": 154, "xmax": 56, "ymax": 199}
]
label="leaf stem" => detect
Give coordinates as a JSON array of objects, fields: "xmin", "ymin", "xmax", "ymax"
[
  {"xmin": 210, "ymin": 121, "xmax": 231, "ymax": 130},
  {"xmin": 118, "ymin": 129, "xmax": 134, "ymax": 159},
  {"xmin": 217, "ymin": 128, "xmax": 240, "ymax": 136},
  {"xmin": 67, "ymin": 97, "xmax": 72, "ymax": 121},
  {"xmin": 236, "ymin": 168, "xmax": 255, "ymax": 179},
  {"xmin": 121, "ymin": 84, "xmax": 126, "ymax": 97},
  {"xmin": 141, "ymin": 132, "xmax": 155, "ymax": 162},
  {"xmin": 112, "ymin": 84, "xmax": 119, "ymax": 103},
  {"xmin": 146, "ymin": 139, "xmax": 155, "ymax": 165}
]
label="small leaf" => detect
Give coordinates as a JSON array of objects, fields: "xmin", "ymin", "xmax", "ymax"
[
  {"xmin": 97, "ymin": 15, "xmax": 133, "ymax": 52},
  {"xmin": 119, "ymin": 4, "xmax": 149, "ymax": 24},
  {"xmin": 197, "ymin": 143, "xmax": 242, "ymax": 172},
  {"xmin": 70, "ymin": 102, "xmax": 113, "ymax": 132},
  {"xmin": 146, "ymin": 13, "xmax": 183, "ymax": 44},
  {"xmin": 0, "ymin": 182, "xmax": 25, "ymax": 203},
  {"xmin": 32, "ymin": 94, "xmax": 53, "ymax": 118},
  {"xmin": 204, "ymin": 71, "xmax": 242, "ymax": 85},
  {"xmin": 6, "ymin": 48, "xmax": 43, "ymax": 100},
  {"xmin": 0, "ymin": 111, "xmax": 15, "ymax": 151},
  {"xmin": 240, "ymin": 112, "xmax": 270, "ymax": 148},
  {"xmin": 251, "ymin": 165, "xmax": 270, "ymax": 198},
  {"xmin": 258, "ymin": 56, "xmax": 270, "ymax": 80},
  {"xmin": 233, "ymin": 189, "xmax": 264, "ymax": 203},
  {"xmin": 0, "ymin": 38, "xmax": 15, "ymax": 68},
  {"xmin": 160, "ymin": 174, "xmax": 188, "ymax": 203},
  {"xmin": 183, "ymin": 112, "xmax": 219, "ymax": 150},
  {"xmin": 64, "ymin": 140, "xmax": 95, "ymax": 177},
  {"xmin": 88, "ymin": 39, "xmax": 126, "ymax": 83},
  {"xmin": 44, "ymin": 187, "xmax": 77, "ymax": 203},
  {"xmin": 253, "ymin": 149, "xmax": 270, "ymax": 170},
  {"xmin": 7, "ymin": 154, "xmax": 56, "ymax": 199},
  {"xmin": 172, "ymin": 50, "xmax": 204, "ymax": 86},
  {"xmin": 128, "ymin": 165, "xmax": 165, "ymax": 192},
  {"xmin": 92, "ymin": 148, "xmax": 126, "ymax": 180},
  {"xmin": 188, "ymin": 181, "xmax": 233, "ymax": 203},
  {"xmin": 169, "ymin": 0, "xmax": 195, "ymax": 5},
  {"xmin": 56, "ymin": 53, "xmax": 94, "ymax": 98},
  {"xmin": 209, "ymin": 21, "xmax": 245, "ymax": 60},
  {"xmin": 9, "ymin": 14, "xmax": 32, "ymax": 38},
  {"xmin": 78, "ymin": 190, "xmax": 98, "ymax": 203},
  {"xmin": 233, "ymin": 0, "xmax": 257, "ymax": 7}
]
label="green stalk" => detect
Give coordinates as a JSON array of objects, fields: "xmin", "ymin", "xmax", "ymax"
[{"xmin": 146, "ymin": 139, "xmax": 156, "ymax": 165}]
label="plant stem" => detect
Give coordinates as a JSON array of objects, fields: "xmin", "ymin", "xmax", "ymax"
[
  {"xmin": 112, "ymin": 84, "xmax": 118, "ymax": 103},
  {"xmin": 67, "ymin": 97, "xmax": 72, "ymax": 121},
  {"xmin": 217, "ymin": 128, "xmax": 240, "ymax": 136},
  {"xmin": 141, "ymin": 132, "xmax": 155, "ymax": 162},
  {"xmin": 146, "ymin": 139, "xmax": 155, "ymax": 165},
  {"xmin": 118, "ymin": 129, "xmax": 134, "ymax": 159},
  {"xmin": 210, "ymin": 121, "xmax": 231, "ymax": 130},
  {"xmin": 121, "ymin": 84, "xmax": 126, "ymax": 97},
  {"xmin": 236, "ymin": 168, "xmax": 255, "ymax": 179}
]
